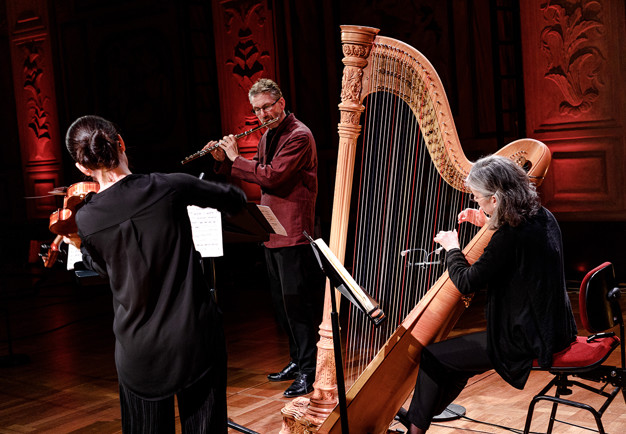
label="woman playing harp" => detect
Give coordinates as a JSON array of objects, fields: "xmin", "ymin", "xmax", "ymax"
[
  {"xmin": 406, "ymin": 155, "xmax": 577, "ymax": 433},
  {"xmin": 285, "ymin": 26, "xmax": 554, "ymax": 434}
]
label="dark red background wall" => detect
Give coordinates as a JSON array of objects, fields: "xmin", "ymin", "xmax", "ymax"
[{"xmin": 1, "ymin": 0, "xmax": 624, "ymax": 283}]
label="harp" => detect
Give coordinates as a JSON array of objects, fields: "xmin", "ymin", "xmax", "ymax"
[{"xmin": 281, "ymin": 26, "xmax": 551, "ymax": 433}]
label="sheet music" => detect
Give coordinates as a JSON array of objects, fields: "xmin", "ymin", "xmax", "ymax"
[
  {"xmin": 187, "ymin": 206, "xmax": 223, "ymax": 257},
  {"xmin": 67, "ymin": 243, "xmax": 82, "ymax": 270},
  {"xmin": 256, "ymin": 205, "xmax": 287, "ymax": 236}
]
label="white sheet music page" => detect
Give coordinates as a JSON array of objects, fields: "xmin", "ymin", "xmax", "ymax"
[
  {"xmin": 187, "ymin": 206, "xmax": 223, "ymax": 258},
  {"xmin": 256, "ymin": 205, "xmax": 287, "ymax": 236},
  {"xmin": 67, "ymin": 243, "xmax": 82, "ymax": 270}
]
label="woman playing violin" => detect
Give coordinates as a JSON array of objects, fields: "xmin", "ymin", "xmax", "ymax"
[
  {"xmin": 65, "ymin": 115, "xmax": 246, "ymax": 433},
  {"xmin": 406, "ymin": 155, "xmax": 577, "ymax": 434}
]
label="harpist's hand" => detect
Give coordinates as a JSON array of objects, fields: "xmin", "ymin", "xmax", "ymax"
[
  {"xmin": 434, "ymin": 229, "xmax": 460, "ymax": 251},
  {"xmin": 458, "ymin": 208, "xmax": 488, "ymax": 227}
]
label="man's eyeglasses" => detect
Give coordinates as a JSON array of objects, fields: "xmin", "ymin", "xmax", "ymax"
[{"xmin": 252, "ymin": 98, "xmax": 280, "ymax": 115}]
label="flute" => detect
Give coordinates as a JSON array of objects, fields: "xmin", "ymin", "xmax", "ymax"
[{"xmin": 181, "ymin": 117, "xmax": 279, "ymax": 165}]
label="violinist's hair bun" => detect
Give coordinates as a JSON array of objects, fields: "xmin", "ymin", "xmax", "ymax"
[{"xmin": 66, "ymin": 115, "xmax": 122, "ymax": 170}]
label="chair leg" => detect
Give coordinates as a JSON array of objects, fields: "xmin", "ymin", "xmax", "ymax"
[
  {"xmin": 545, "ymin": 385, "xmax": 564, "ymax": 433},
  {"xmin": 546, "ymin": 400, "xmax": 559, "ymax": 433},
  {"xmin": 523, "ymin": 398, "xmax": 539, "ymax": 434},
  {"xmin": 530, "ymin": 395, "xmax": 607, "ymax": 434},
  {"xmin": 524, "ymin": 377, "xmax": 560, "ymax": 434}
]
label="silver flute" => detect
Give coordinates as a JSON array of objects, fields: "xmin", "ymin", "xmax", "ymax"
[{"xmin": 181, "ymin": 117, "xmax": 279, "ymax": 165}]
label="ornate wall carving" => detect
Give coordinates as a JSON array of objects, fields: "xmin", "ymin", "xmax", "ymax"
[
  {"xmin": 521, "ymin": 0, "xmax": 626, "ymax": 219},
  {"xmin": 22, "ymin": 41, "xmax": 55, "ymax": 161},
  {"xmin": 540, "ymin": 0, "xmax": 606, "ymax": 118},
  {"xmin": 212, "ymin": 0, "xmax": 277, "ymax": 202},
  {"xmin": 7, "ymin": 0, "xmax": 63, "ymax": 219}
]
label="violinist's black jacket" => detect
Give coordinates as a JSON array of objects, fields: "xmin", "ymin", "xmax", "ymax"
[{"xmin": 77, "ymin": 173, "xmax": 246, "ymax": 399}]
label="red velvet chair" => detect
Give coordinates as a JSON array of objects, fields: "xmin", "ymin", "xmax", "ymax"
[{"xmin": 523, "ymin": 262, "xmax": 625, "ymax": 434}]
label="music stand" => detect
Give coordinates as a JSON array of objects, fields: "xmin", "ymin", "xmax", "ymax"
[
  {"xmin": 221, "ymin": 202, "xmax": 279, "ymax": 244},
  {"xmin": 204, "ymin": 202, "xmax": 281, "ymax": 434},
  {"xmin": 304, "ymin": 232, "xmax": 385, "ymax": 434}
]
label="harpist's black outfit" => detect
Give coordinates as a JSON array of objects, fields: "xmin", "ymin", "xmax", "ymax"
[
  {"xmin": 76, "ymin": 173, "xmax": 246, "ymax": 433},
  {"xmin": 407, "ymin": 207, "xmax": 577, "ymax": 430}
]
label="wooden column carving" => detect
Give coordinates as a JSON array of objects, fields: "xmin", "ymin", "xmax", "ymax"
[
  {"xmin": 6, "ymin": 0, "xmax": 63, "ymax": 219},
  {"xmin": 211, "ymin": 0, "xmax": 277, "ymax": 203},
  {"xmin": 520, "ymin": 0, "xmax": 626, "ymax": 220}
]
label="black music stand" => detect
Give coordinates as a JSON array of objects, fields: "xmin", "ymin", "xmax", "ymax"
[
  {"xmin": 203, "ymin": 202, "xmax": 280, "ymax": 434},
  {"xmin": 195, "ymin": 172, "xmax": 275, "ymax": 307},
  {"xmin": 304, "ymin": 232, "xmax": 385, "ymax": 434},
  {"xmin": 221, "ymin": 202, "xmax": 277, "ymax": 244},
  {"xmin": 204, "ymin": 201, "xmax": 279, "ymax": 302}
]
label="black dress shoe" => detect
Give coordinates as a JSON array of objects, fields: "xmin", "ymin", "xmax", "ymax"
[
  {"xmin": 283, "ymin": 372, "xmax": 314, "ymax": 397},
  {"xmin": 267, "ymin": 361, "xmax": 299, "ymax": 382}
]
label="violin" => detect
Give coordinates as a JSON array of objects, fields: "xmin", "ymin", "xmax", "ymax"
[
  {"xmin": 42, "ymin": 181, "xmax": 99, "ymax": 268},
  {"xmin": 48, "ymin": 182, "xmax": 99, "ymax": 235}
]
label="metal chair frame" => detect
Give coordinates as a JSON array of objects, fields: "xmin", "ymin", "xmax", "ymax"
[{"xmin": 523, "ymin": 262, "xmax": 625, "ymax": 434}]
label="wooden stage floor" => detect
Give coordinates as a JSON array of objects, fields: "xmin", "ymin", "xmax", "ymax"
[{"xmin": 1, "ymin": 259, "xmax": 625, "ymax": 433}]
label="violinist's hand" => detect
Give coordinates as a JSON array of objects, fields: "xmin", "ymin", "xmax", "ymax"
[
  {"xmin": 203, "ymin": 140, "xmax": 226, "ymax": 162},
  {"xmin": 458, "ymin": 208, "xmax": 488, "ymax": 227},
  {"xmin": 63, "ymin": 234, "xmax": 82, "ymax": 249},
  {"xmin": 434, "ymin": 229, "xmax": 460, "ymax": 252},
  {"xmin": 219, "ymin": 135, "xmax": 240, "ymax": 162}
]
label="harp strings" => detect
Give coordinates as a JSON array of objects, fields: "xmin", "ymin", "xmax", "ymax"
[
  {"xmin": 344, "ymin": 44, "xmax": 479, "ymax": 384},
  {"xmin": 345, "ymin": 45, "xmax": 383, "ymax": 379}
]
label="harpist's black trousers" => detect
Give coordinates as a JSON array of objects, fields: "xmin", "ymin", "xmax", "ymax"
[{"xmin": 406, "ymin": 331, "xmax": 493, "ymax": 430}]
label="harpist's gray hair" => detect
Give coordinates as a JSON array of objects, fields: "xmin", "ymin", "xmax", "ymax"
[{"xmin": 466, "ymin": 155, "xmax": 540, "ymax": 229}]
